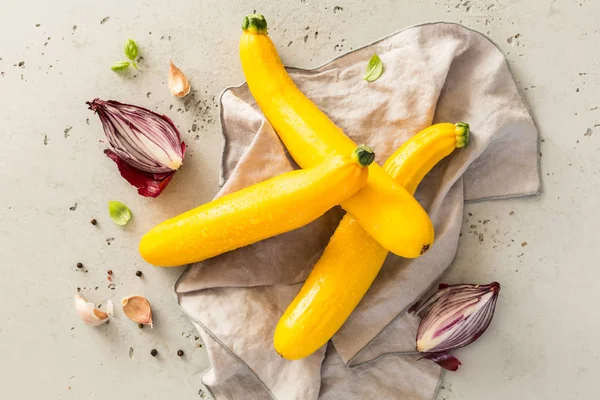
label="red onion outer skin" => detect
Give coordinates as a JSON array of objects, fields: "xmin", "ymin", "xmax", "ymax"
[
  {"xmin": 87, "ymin": 98, "xmax": 186, "ymax": 198},
  {"xmin": 105, "ymin": 145, "xmax": 186, "ymax": 198},
  {"xmin": 413, "ymin": 282, "xmax": 500, "ymax": 371},
  {"xmin": 421, "ymin": 352, "xmax": 461, "ymax": 372}
]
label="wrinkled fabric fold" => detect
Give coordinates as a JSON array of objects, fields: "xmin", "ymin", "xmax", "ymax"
[{"xmin": 175, "ymin": 22, "xmax": 540, "ymax": 399}]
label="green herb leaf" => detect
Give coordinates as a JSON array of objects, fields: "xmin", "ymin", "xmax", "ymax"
[
  {"xmin": 124, "ymin": 39, "xmax": 139, "ymax": 61},
  {"xmin": 108, "ymin": 201, "xmax": 132, "ymax": 226},
  {"xmin": 364, "ymin": 54, "xmax": 384, "ymax": 82},
  {"xmin": 111, "ymin": 61, "xmax": 131, "ymax": 71}
]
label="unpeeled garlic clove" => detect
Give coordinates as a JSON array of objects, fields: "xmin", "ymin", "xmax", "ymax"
[
  {"xmin": 121, "ymin": 295, "xmax": 153, "ymax": 327},
  {"xmin": 75, "ymin": 293, "xmax": 113, "ymax": 326},
  {"xmin": 168, "ymin": 60, "xmax": 191, "ymax": 98}
]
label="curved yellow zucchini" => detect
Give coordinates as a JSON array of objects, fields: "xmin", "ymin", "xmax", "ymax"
[
  {"xmin": 240, "ymin": 14, "xmax": 434, "ymax": 258},
  {"xmin": 274, "ymin": 123, "xmax": 470, "ymax": 360},
  {"xmin": 140, "ymin": 146, "xmax": 374, "ymax": 267}
]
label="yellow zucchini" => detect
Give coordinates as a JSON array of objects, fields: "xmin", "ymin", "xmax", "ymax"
[
  {"xmin": 240, "ymin": 14, "xmax": 434, "ymax": 258},
  {"xmin": 140, "ymin": 146, "xmax": 374, "ymax": 267},
  {"xmin": 274, "ymin": 123, "xmax": 470, "ymax": 360}
]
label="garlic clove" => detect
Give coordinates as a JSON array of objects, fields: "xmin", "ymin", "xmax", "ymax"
[
  {"xmin": 121, "ymin": 295, "xmax": 153, "ymax": 327},
  {"xmin": 75, "ymin": 293, "xmax": 112, "ymax": 326},
  {"xmin": 168, "ymin": 60, "xmax": 191, "ymax": 98}
]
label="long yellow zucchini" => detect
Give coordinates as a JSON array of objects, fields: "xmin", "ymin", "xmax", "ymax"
[
  {"xmin": 274, "ymin": 123, "xmax": 470, "ymax": 360},
  {"xmin": 139, "ymin": 146, "xmax": 374, "ymax": 267},
  {"xmin": 240, "ymin": 14, "xmax": 434, "ymax": 258}
]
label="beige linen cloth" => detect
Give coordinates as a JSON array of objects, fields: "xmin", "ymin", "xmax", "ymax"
[{"xmin": 175, "ymin": 22, "xmax": 541, "ymax": 399}]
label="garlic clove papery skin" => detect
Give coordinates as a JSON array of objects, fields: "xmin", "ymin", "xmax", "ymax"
[
  {"xmin": 75, "ymin": 294, "xmax": 113, "ymax": 327},
  {"xmin": 121, "ymin": 295, "xmax": 153, "ymax": 327},
  {"xmin": 168, "ymin": 60, "xmax": 191, "ymax": 98}
]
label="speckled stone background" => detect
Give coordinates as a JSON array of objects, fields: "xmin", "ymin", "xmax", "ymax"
[{"xmin": 1, "ymin": 0, "xmax": 598, "ymax": 399}]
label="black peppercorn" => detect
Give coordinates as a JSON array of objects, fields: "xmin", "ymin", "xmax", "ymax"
[
  {"xmin": 76, "ymin": 262, "xmax": 83, "ymax": 268},
  {"xmin": 150, "ymin": 349, "xmax": 158, "ymax": 357},
  {"xmin": 138, "ymin": 323, "xmax": 144, "ymax": 329},
  {"xmin": 107, "ymin": 270, "xmax": 113, "ymax": 275},
  {"xmin": 177, "ymin": 350, "xmax": 184, "ymax": 357},
  {"xmin": 135, "ymin": 270, "xmax": 142, "ymax": 277},
  {"xmin": 90, "ymin": 219, "xmax": 97, "ymax": 225}
]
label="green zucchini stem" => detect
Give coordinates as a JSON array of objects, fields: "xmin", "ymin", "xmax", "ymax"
[
  {"xmin": 242, "ymin": 14, "xmax": 268, "ymax": 34},
  {"xmin": 455, "ymin": 122, "xmax": 470, "ymax": 148},
  {"xmin": 353, "ymin": 145, "xmax": 375, "ymax": 167}
]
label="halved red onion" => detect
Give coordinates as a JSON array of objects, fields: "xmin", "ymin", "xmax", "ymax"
[
  {"xmin": 411, "ymin": 282, "xmax": 500, "ymax": 371},
  {"xmin": 87, "ymin": 98, "xmax": 186, "ymax": 197}
]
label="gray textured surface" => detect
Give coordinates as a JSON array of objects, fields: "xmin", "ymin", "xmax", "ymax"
[{"xmin": 0, "ymin": 0, "xmax": 596, "ymax": 399}]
